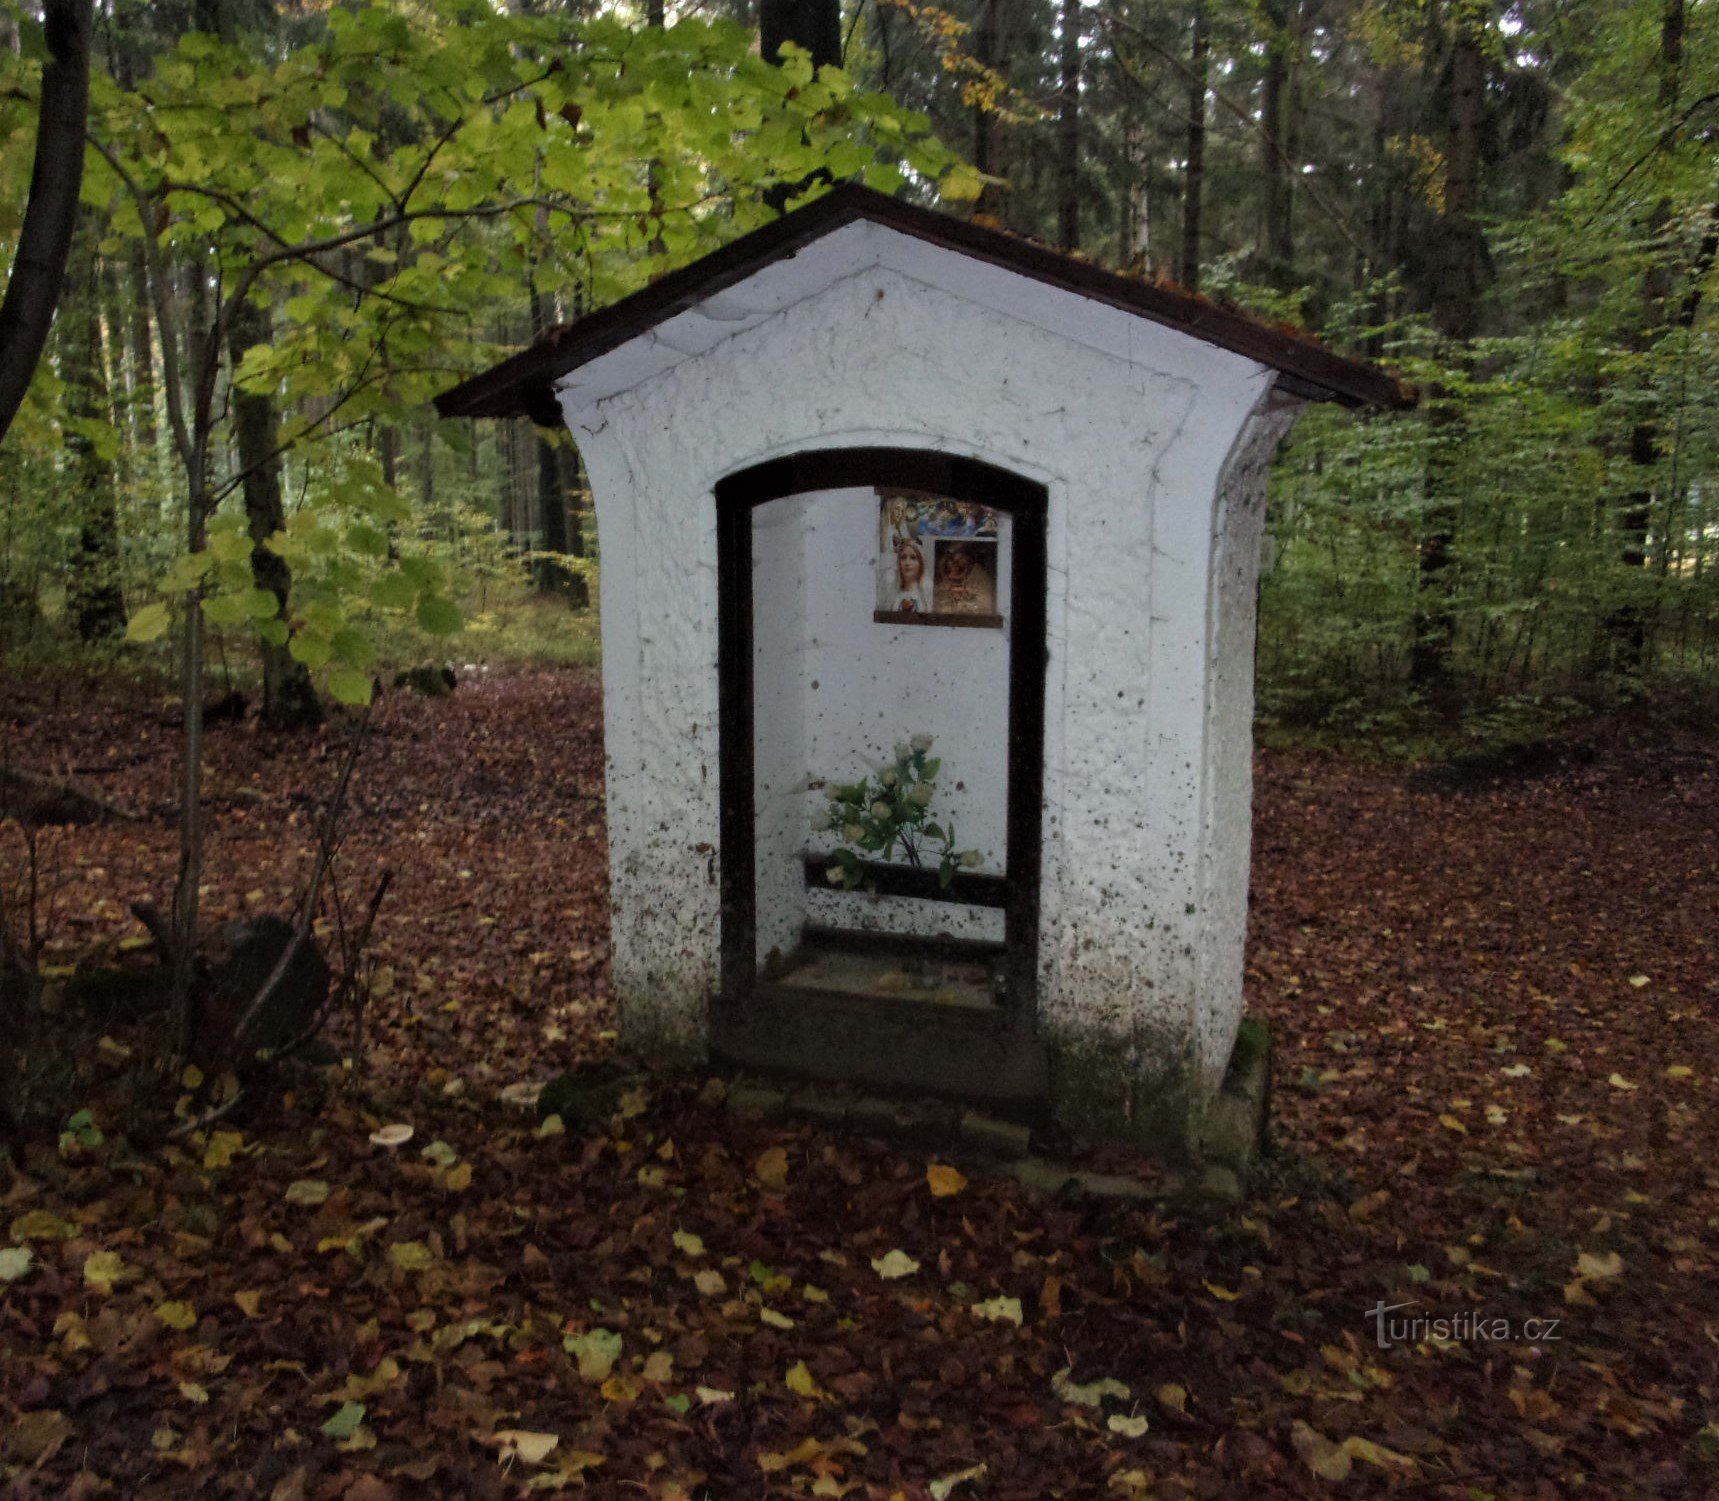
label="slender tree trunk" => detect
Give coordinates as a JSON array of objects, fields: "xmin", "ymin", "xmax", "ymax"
[
  {"xmin": 1057, "ymin": 0, "xmax": 1081, "ymax": 251},
  {"xmin": 1410, "ymin": 7, "xmax": 1487, "ymax": 694},
  {"xmin": 0, "ymin": 0, "xmax": 93, "ymax": 446},
  {"xmin": 227, "ymin": 296, "xmax": 323, "ymax": 729},
  {"xmin": 1612, "ymin": 0, "xmax": 1686, "ymax": 670},
  {"xmin": 1258, "ymin": 0, "xmax": 1295, "ymax": 288},
  {"xmin": 62, "ymin": 227, "xmax": 126, "ymax": 640},
  {"xmin": 1179, "ymin": 3, "xmax": 1209, "ymax": 290}
]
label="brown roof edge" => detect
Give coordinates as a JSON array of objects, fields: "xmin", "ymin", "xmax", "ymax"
[{"xmin": 434, "ymin": 184, "xmax": 1414, "ymax": 422}]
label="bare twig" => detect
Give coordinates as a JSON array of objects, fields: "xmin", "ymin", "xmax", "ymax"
[{"xmin": 221, "ymin": 708, "xmax": 371, "ymax": 1063}]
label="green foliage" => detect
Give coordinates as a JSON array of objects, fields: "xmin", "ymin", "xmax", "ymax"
[{"xmin": 820, "ymin": 736, "xmax": 979, "ymax": 889}]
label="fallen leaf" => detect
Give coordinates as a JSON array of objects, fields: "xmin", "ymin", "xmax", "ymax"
[
  {"xmin": 83, "ymin": 1250, "xmax": 130, "ymax": 1294},
  {"xmin": 285, "ymin": 1179, "xmax": 331, "ymax": 1206},
  {"xmin": 693, "ymin": 1268, "xmax": 727, "ymax": 1296},
  {"xmin": 1203, "ymin": 1280, "xmax": 1241, "ymax": 1301},
  {"xmin": 493, "ymin": 1430, "xmax": 559, "ymax": 1465},
  {"xmin": 1107, "ymin": 1413, "xmax": 1149, "ymax": 1438},
  {"xmin": 760, "ymin": 1307, "xmax": 795, "ymax": 1329},
  {"xmin": 320, "ymin": 1401, "xmax": 367, "ymax": 1440},
  {"xmin": 1291, "ymin": 1419, "xmax": 1353, "ymax": 1481},
  {"xmin": 697, "ymin": 1386, "xmax": 735, "ymax": 1405},
  {"xmin": 927, "ymin": 1163, "xmax": 968, "ymax": 1197},
  {"xmin": 389, "ymin": 1241, "xmax": 435, "ymax": 1272},
  {"xmin": 871, "ymin": 1249, "xmax": 920, "ymax": 1280},
  {"xmin": 1575, "ymin": 1250, "xmax": 1623, "ymax": 1280},
  {"xmin": 754, "ymin": 1147, "xmax": 789, "ymax": 1190},
  {"xmin": 1607, "ymin": 1073, "xmax": 1639, "ymax": 1091},
  {"xmin": 1156, "ymin": 1383, "xmax": 1188, "ymax": 1414},
  {"xmin": 930, "ymin": 1464, "xmax": 987, "ymax": 1499},
  {"xmin": 1052, "ymin": 1367, "xmax": 1130, "ymax": 1407},
  {"xmin": 369, "ymin": 1123, "xmax": 414, "ymax": 1147},
  {"xmin": 154, "ymin": 1300, "xmax": 197, "ymax": 1331},
  {"xmin": 0, "ymin": 1245, "xmax": 34, "ymax": 1281},
  {"xmin": 970, "ymin": 1295, "xmax": 1023, "ymax": 1326},
  {"xmin": 673, "ymin": 1229, "xmax": 706, "ymax": 1256},
  {"xmin": 10, "ymin": 1408, "xmax": 74, "ymax": 1463},
  {"xmin": 564, "ymin": 1327, "xmax": 622, "ymax": 1382},
  {"xmin": 786, "ymin": 1361, "xmax": 827, "ymax": 1400},
  {"xmin": 234, "ymin": 1290, "xmax": 262, "ymax": 1317},
  {"xmin": 1343, "ymin": 1434, "xmax": 1418, "ymax": 1472}
]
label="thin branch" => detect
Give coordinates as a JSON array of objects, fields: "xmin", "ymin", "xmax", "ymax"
[{"xmin": 221, "ymin": 708, "xmax": 370, "ymax": 1064}]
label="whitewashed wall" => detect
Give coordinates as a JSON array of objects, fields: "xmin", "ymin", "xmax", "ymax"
[{"xmin": 561, "ymin": 220, "xmax": 1300, "ymax": 1136}]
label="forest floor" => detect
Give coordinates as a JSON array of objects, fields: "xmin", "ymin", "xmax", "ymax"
[{"xmin": 2, "ymin": 667, "xmax": 1716, "ymax": 1499}]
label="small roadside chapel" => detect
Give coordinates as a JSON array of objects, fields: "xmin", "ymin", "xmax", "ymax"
[{"xmin": 437, "ymin": 184, "xmax": 1408, "ymax": 1151}]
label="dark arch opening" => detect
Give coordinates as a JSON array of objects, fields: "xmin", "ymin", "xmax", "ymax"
[{"xmin": 713, "ymin": 447, "xmax": 1049, "ymax": 1108}]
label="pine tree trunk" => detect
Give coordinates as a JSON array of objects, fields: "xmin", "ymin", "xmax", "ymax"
[
  {"xmin": 1057, "ymin": 0, "xmax": 1081, "ymax": 251},
  {"xmin": 1611, "ymin": 0, "xmax": 1686, "ymax": 671},
  {"xmin": 227, "ymin": 296, "xmax": 323, "ymax": 730},
  {"xmin": 1179, "ymin": 3, "xmax": 1209, "ymax": 291},
  {"xmin": 62, "ymin": 226, "xmax": 127, "ymax": 641},
  {"xmin": 1410, "ymin": 8, "xmax": 1487, "ymax": 694},
  {"xmin": 1258, "ymin": 0, "xmax": 1295, "ymax": 288}
]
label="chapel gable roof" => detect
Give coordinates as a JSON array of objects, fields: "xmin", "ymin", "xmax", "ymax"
[{"xmin": 435, "ymin": 183, "xmax": 1412, "ymax": 422}]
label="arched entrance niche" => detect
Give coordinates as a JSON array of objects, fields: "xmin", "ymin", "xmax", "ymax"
[{"xmin": 713, "ymin": 447, "xmax": 1050, "ymax": 1107}]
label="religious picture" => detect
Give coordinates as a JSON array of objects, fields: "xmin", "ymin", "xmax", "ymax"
[{"xmin": 874, "ymin": 491, "xmax": 1003, "ymax": 626}]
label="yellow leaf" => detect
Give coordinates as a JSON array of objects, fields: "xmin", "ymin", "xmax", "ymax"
[
  {"xmin": 443, "ymin": 1162, "xmax": 473, "ymax": 1192},
  {"xmin": 203, "ymin": 1130, "xmax": 246, "ymax": 1169},
  {"xmin": 10, "ymin": 1209, "xmax": 77, "ymax": 1241},
  {"xmin": 1290, "ymin": 1419, "xmax": 1352, "ymax": 1481},
  {"xmin": 389, "ymin": 1241, "xmax": 434, "ymax": 1271},
  {"xmin": 234, "ymin": 1290, "xmax": 262, "ymax": 1317},
  {"xmin": 642, "ymin": 1351, "xmax": 674, "ymax": 1382},
  {"xmin": 871, "ymin": 1249, "xmax": 920, "ymax": 1280},
  {"xmin": 696, "ymin": 1386, "xmax": 735, "ymax": 1405},
  {"xmin": 599, "ymin": 1372, "xmax": 642, "ymax": 1402},
  {"xmin": 493, "ymin": 1430, "xmax": 559, "ymax": 1465},
  {"xmin": 1343, "ymin": 1435, "xmax": 1417, "ymax": 1472},
  {"xmin": 1564, "ymin": 1279, "xmax": 1597, "ymax": 1306},
  {"xmin": 285, "ymin": 1179, "xmax": 331, "ymax": 1207},
  {"xmin": 1203, "ymin": 1281, "xmax": 1241, "ymax": 1301},
  {"xmin": 754, "ymin": 1147, "xmax": 789, "ymax": 1190},
  {"xmin": 760, "ymin": 1307, "xmax": 795, "ymax": 1329},
  {"xmin": 1607, "ymin": 1074, "xmax": 1638, "ymax": 1091},
  {"xmin": 1156, "ymin": 1383, "xmax": 1188, "ymax": 1414},
  {"xmin": 970, "ymin": 1296, "xmax": 1022, "ymax": 1326},
  {"xmin": 673, "ymin": 1229, "xmax": 705, "ymax": 1257},
  {"xmin": 154, "ymin": 1301, "xmax": 197, "ymax": 1331},
  {"xmin": 83, "ymin": 1250, "xmax": 129, "ymax": 1294},
  {"xmin": 1439, "ymin": 1113, "xmax": 1468, "ymax": 1134},
  {"xmin": 369, "ymin": 1123, "xmax": 414, "ymax": 1147},
  {"xmin": 1106, "ymin": 1414, "xmax": 1148, "ymax": 1438},
  {"xmin": 181, "ymin": 1064, "xmax": 204, "ymax": 1090},
  {"xmin": 693, "ymin": 1268, "xmax": 727, "ymax": 1296},
  {"xmin": 178, "ymin": 1381, "xmax": 210, "ymax": 1404},
  {"xmin": 1665, "ymin": 1065, "xmax": 1693, "ymax": 1080},
  {"xmin": 785, "ymin": 1361, "xmax": 827, "ymax": 1400},
  {"xmin": 926, "ymin": 1163, "xmax": 968, "ymax": 1197},
  {"xmin": 1574, "ymin": 1250, "xmax": 1623, "ymax": 1280}
]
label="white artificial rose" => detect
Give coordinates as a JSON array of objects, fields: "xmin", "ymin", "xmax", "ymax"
[
  {"xmin": 870, "ymin": 801, "xmax": 892, "ymax": 818},
  {"xmin": 843, "ymin": 823, "xmax": 865, "ymax": 842},
  {"xmin": 910, "ymin": 733, "xmax": 934, "ymax": 752},
  {"xmin": 960, "ymin": 849, "xmax": 982, "ymax": 868},
  {"xmin": 908, "ymin": 783, "xmax": 933, "ymax": 806}
]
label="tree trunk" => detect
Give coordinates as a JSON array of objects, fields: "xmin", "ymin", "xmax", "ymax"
[
  {"xmin": 760, "ymin": 0, "xmax": 841, "ymax": 69},
  {"xmin": 1611, "ymin": 0, "xmax": 1686, "ymax": 671},
  {"xmin": 1410, "ymin": 6, "xmax": 1487, "ymax": 694},
  {"xmin": 1178, "ymin": 3, "xmax": 1209, "ymax": 291},
  {"xmin": 1057, "ymin": 0, "xmax": 1081, "ymax": 251},
  {"xmin": 62, "ymin": 227, "xmax": 127, "ymax": 641},
  {"xmin": 0, "ymin": 0, "xmax": 93, "ymax": 447},
  {"xmin": 227, "ymin": 296, "xmax": 322, "ymax": 730},
  {"xmin": 1258, "ymin": 0, "xmax": 1295, "ymax": 288}
]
